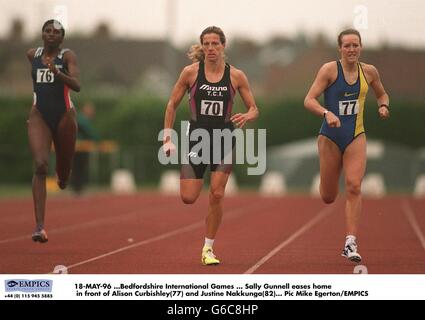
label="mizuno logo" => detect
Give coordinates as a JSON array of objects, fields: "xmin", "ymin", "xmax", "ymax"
[
  {"xmin": 344, "ymin": 92, "xmax": 358, "ymax": 97},
  {"xmin": 199, "ymin": 84, "xmax": 227, "ymax": 91},
  {"xmin": 188, "ymin": 152, "xmax": 198, "ymax": 158}
]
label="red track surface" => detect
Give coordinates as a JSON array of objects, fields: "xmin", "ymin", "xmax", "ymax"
[{"xmin": 0, "ymin": 192, "xmax": 424, "ymax": 274}]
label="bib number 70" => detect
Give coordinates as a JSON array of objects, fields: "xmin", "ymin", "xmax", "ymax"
[
  {"xmin": 201, "ymin": 100, "xmax": 224, "ymax": 116},
  {"xmin": 339, "ymin": 99, "xmax": 359, "ymax": 116}
]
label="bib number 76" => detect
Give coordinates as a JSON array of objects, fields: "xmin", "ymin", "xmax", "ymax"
[{"xmin": 36, "ymin": 68, "xmax": 55, "ymax": 83}]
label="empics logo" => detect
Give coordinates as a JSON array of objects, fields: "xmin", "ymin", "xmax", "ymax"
[{"xmin": 5, "ymin": 279, "xmax": 53, "ymax": 293}]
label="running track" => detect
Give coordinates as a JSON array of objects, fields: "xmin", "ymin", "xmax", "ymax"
[{"xmin": 0, "ymin": 192, "xmax": 424, "ymax": 274}]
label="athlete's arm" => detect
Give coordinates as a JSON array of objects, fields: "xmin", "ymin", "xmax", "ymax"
[
  {"xmin": 163, "ymin": 65, "xmax": 193, "ymax": 143},
  {"xmin": 230, "ymin": 69, "xmax": 259, "ymax": 128},
  {"xmin": 26, "ymin": 48, "xmax": 36, "ymax": 63},
  {"xmin": 304, "ymin": 62, "xmax": 341, "ymax": 128},
  {"xmin": 51, "ymin": 50, "xmax": 81, "ymax": 92},
  {"xmin": 365, "ymin": 64, "xmax": 390, "ymax": 119}
]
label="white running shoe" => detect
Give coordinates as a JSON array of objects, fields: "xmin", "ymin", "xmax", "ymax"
[{"xmin": 341, "ymin": 241, "xmax": 362, "ymax": 263}]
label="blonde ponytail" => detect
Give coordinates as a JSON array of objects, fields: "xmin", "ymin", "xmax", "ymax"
[{"xmin": 187, "ymin": 44, "xmax": 204, "ymax": 62}]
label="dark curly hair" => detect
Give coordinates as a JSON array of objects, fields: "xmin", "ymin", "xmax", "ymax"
[{"xmin": 42, "ymin": 19, "xmax": 65, "ymax": 38}]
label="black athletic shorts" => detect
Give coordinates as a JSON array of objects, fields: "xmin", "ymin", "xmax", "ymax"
[{"xmin": 181, "ymin": 121, "xmax": 235, "ymax": 179}]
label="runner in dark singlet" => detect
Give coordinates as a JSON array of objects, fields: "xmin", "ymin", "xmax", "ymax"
[
  {"xmin": 163, "ymin": 26, "xmax": 259, "ymax": 265},
  {"xmin": 183, "ymin": 59, "xmax": 236, "ymax": 180},
  {"xmin": 27, "ymin": 19, "xmax": 80, "ymax": 243}
]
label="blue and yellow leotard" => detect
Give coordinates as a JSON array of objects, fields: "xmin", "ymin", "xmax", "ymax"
[{"xmin": 319, "ymin": 60, "xmax": 369, "ymax": 152}]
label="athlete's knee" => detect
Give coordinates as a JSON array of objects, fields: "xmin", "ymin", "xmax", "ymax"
[
  {"xmin": 34, "ymin": 160, "xmax": 48, "ymax": 176},
  {"xmin": 320, "ymin": 188, "xmax": 338, "ymax": 204},
  {"xmin": 320, "ymin": 185, "xmax": 337, "ymax": 204},
  {"xmin": 346, "ymin": 178, "xmax": 362, "ymax": 197},
  {"xmin": 210, "ymin": 188, "xmax": 225, "ymax": 202},
  {"xmin": 181, "ymin": 193, "xmax": 198, "ymax": 205},
  {"xmin": 321, "ymin": 194, "xmax": 337, "ymax": 204}
]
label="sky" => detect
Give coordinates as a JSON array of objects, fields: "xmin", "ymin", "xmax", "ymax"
[{"xmin": 1, "ymin": 0, "xmax": 425, "ymax": 48}]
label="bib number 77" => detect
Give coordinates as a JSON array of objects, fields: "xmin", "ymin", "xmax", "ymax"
[{"xmin": 339, "ymin": 99, "xmax": 359, "ymax": 116}]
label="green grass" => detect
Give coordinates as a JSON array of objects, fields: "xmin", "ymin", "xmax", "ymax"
[{"xmin": 0, "ymin": 184, "xmax": 32, "ymax": 199}]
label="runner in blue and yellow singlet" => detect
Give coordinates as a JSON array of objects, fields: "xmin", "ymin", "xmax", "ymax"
[
  {"xmin": 304, "ymin": 29, "xmax": 390, "ymax": 263},
  {"xmin": 319, "ymin": 60, "xmax": 369, "ymax": 153}
]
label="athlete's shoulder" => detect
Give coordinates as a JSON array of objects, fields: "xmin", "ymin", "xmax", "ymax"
[
  {"xmin": 178, "ymin": 62, "xmax": 199, "ymax": 85},
  {"xmin": 181, "ymin": 62, "xmax": 199, "ymax": 78},
  {"xmin": 184, "ymin": 62, "xmax": 200, "ymax": 72},
  {"xmin": 229, "ymin": 65, "xmax": 248, "ymax": 81},
  {"xmin": 62, "ymin": 48, "xmax": 77, "ymax": 60},
  {"xmin": 360, "ymin": 62, "xmax": 380, "ymax": 79},
  {"xmin": 360, "ymin": 62, "xmax": 378, "ymax": 73},
  {"xmin": 321, "ymin": 61, "xmax": 338, "ymax": 73},
  {"xmin": 229, "ymin": 65, "xmax": 248, "ymax": 88},
  {"xmin": 316, "ymin": 61, "xmax": 338, "ymax": 82},
  {"xmin": 26, "ymin": 48, "xmax": 37, "ymax": 62},
  {"xmin": 229, "ymin": 64, "xmax": 242, "ymax": 74},
  {"xmin": 63, "ymin": 48, "xmax": 76, "ymax": 54}
]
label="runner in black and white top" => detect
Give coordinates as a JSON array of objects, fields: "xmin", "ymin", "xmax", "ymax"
[{"xmin": 163, "ymin": 26, "xmax": 259, "ymax": 266}]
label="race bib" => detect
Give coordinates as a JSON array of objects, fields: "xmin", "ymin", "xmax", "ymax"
[
  {"xmin": 339, "ymin": 99, "xmax": 359, "ymax": 116},
  {"xmin": 36, "ymin": 68, "xmax": 55, "ymax": 83},
  {"xmin": 200, "ymin": 100, "xmax": 224, "ymax": 116}
]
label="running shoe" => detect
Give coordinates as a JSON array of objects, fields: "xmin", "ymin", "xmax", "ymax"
[
  {"xmin": 32, "ymin": 229, "xmax": 48, "ymax": 243},
  {"xmin": 57, "ymin": 180, "xmax": 67, "ymax": 190},
  {"xmin": 201, "ymin": 246, "xmax": 220, "ymax": 265},
  {"xmin": 341, "ymin": 241, "xmax": 362, "ymax": 263}
]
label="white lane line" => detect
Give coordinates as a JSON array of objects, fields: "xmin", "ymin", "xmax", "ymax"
[
  {"xmin": 402, "ymin": 199, "xmax": 425, "ymax": 251},
  {"xmin": 244, "ymin": 203, "xmax": 336, "ymax": 274},
  {"xmin": 55, "ymin": 202, "xmax": 267, "ymax": 273},
  {"xmin": 65, "ymin": 220, "xmax": 205, "ymax": 271},
  {"xmin": 0, "ymin": 202, "xmax": 176, "ymax": 245},
  {"xmin": 0, "ymin": 234, "xmax": 32, "ymax": 244}
]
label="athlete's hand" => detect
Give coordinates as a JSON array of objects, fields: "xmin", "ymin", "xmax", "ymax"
[
  {"xmin": 231, "ymin": 113, "xmax": 249, "ymax": 128},
  {"xmin": 163, "ymin": 141, "xmax": 176, "ymax": 157},
  {"xmin": 378, "ymin": 106, "xmax": 390, "ymax": 119},
  {"xmin": 45, "ymin": 57, "xmax": 59, "ymax": 75},
  {"xmin": 325, "ymin": 111, "xmax": 341, "ymax": 128}
]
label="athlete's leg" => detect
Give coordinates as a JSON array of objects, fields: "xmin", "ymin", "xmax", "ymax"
[
  {"xmin": 207, "ymin": 171, "xmax": 230, "ymax": 239},
  {"xmin": 53, "ymin": 109, "xmax": 77, "ymax": 189},
  {"xmin": 27, "ymin": 106, "xmax": 52, "ymax": 231},
  {"xmin": 317, "ymin": 135, "xmax": 342, "ymax": 204},
  {"xmin": 199, "ymin": 171, "xmax": 229, "ymax": 265},
  {"xmin": 180, "ymin": 162, "xmax": 205, "ymax": 204},
  {"xmin": 180, "ymin": 178, "xmax": 203, "ymax": 204},
  {"xmin": 342, "ymin": 134, "xmax": 366, "ymax": 237}
]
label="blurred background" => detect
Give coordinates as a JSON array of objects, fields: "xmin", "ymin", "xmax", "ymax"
[{"xmin": 0, "ymin": 0, "xmax": 424, "ymax": 197}]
